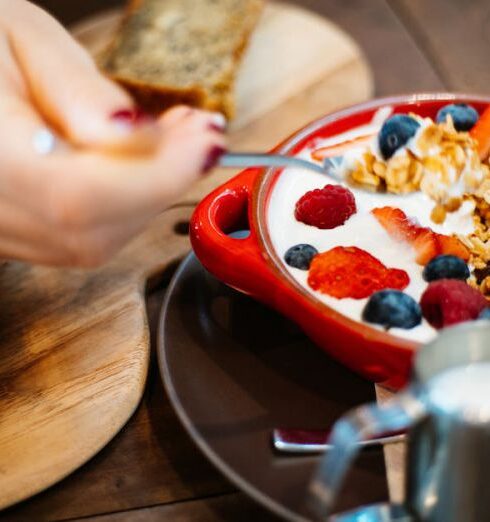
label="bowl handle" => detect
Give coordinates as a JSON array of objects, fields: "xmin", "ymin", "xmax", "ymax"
[{"xmin": 191, "ymin": 168, "xmax": 279, "ymax": 298}]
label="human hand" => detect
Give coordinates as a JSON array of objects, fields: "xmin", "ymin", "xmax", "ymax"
[{"xmin": 0, "ymin": 0, "xmax": 227, "ymax": 267}]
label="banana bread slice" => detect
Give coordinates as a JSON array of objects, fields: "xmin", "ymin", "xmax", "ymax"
[{"xmin": 100, "ymin": 0, "xmax": 264, "ymax": 118}]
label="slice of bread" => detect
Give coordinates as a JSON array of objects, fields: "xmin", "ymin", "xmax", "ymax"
[{"xmin": 100, "ymin": 0, "xmax": 264, "ymax": 118}]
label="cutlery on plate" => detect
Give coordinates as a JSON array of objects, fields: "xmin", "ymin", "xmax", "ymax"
[
  {"xmin": 219, "ymin": 152, "xmax": 343, "ymax": 181},
  {"xmin": 272, "ymin": 428, "xmax": 406, "ymax": 454}
]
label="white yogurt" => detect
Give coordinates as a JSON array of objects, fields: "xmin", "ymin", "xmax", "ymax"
[{"xmin": 267, "ymin": 122, "xmax": 476, "ymax": 344}]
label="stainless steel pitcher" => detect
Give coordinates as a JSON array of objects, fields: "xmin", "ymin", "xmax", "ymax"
[{"xmin": 308, "ymin": 321, "xmax": 490, "ymax": 522}]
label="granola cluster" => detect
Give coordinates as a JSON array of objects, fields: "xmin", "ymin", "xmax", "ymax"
[
  {"xmin": 463, "ymin": 183, "xmax": 490, "ymax": 297},
  {"xmin": 348, "ymin": 117, "xmax": 489, "ymax": 225},
  {"xmin": 345, "ymin": 114, "xmax": 490, "ymax": 298},
  {"xmin": 349, "ymin": 150, "xmax": 422, "ymax": 193}
]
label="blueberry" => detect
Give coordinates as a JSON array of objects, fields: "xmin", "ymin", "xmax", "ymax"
[
  {"xmin": 436, "ymin": 103, "xmax": 479, "ymax": 131},
  {"xmin": 422, "ymin": 255, "xmax": 470, "ymax": 282},
  {"xmin": 362, "ymin": 290, "xmax": 422, "ymax": 329},
  {"xmin": 378, "ymin": 115, "xmax": 421, "ymax": 160},
  {"xmin": 479, "ymin": 308, "xmax": 490, "ymax": 320},
  {"xmin": 284, "ymin": 244, "xmax": 318, "ymax": 270}
]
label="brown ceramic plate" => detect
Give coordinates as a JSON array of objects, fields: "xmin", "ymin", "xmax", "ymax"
[{"xmin": 157, "ymin": 252, "xmax": 389, "ymax": 521}]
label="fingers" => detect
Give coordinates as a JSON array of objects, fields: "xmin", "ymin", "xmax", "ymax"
[
  {"xmin": 0, "ymin": 113, "xmax": 223, "ymax": 267},
  {"xmin": 100, "ymin": 106, "xmax": 228, "ymax": 156},
  {"xmin": 0, "ymin": 194, "xmax": 81, "ymax": 266},
  {"xmin": 0, "ymin": 192, "xmax": 149, "ymax": 266},
  {"xmin": 0, "ymin": 26, "xmax": 226, "ymax": 267},
  {"xmin": 0, "ymin": 30, "xmax": 27, "ymax": 96},
  {"xmin": 0, "ymin": 120, "xmax": 225, "ymax": 267},
  {"xmin": 44, "ymin": 111, "xmax": 227, "ymax": 228},
  {"xmin": 152, "ymin": 109, "xmax": 227, "ymax": 199},
  {"xmin": 158, "ymin": 106, "xmax": 195, "ymax": 128},
  {"xmin": 0, "ymin": 2, "xmax": 230, "ymax": 267},
  {"xmin": 159, "ymin": 105, "xmax": 227, "ymax": 132},
  {"xmin": 1, "ymin": 1, "xmax": 229, "ymax": 153},
  {"xmin": 0, "ymin": 102, "xmax": 226, "ymax": 233},
  {"xmin": 3, "ymin": 0, "xmax": 137, "ymax": 147}
]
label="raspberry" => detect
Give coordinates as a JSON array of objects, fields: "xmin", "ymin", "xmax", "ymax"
[
  {"xmin": 295, "ymin": 185, "xmax": 356, "ymax": 229},
  {"xmin": 308, "ymin": 246, "xmax": 409, "ymax": 299},
  {"xmin": 420, "ymin": 279, "xmax": 487, "ymax": 329}
]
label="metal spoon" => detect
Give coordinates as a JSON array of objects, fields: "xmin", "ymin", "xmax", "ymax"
[
  {"xmin": 272, "ymin": 428, "xmax": 405, "ymax": 454},
  {"xmin": 219, "ymin": 152, "xmax": 342, "ymax": 181}
]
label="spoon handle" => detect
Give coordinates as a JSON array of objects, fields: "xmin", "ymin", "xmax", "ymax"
[
  {"xmin": 272, "ymin": 428, "xmax": 406, "ymax": 454},
  {"xmin": 219, "ymin": 152, "xmax": 326, "ymax": 174}
]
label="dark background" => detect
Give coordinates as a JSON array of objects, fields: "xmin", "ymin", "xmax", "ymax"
[{"xmin": 37, "ymin": 0, "xmax": 124, "ymax": 25}]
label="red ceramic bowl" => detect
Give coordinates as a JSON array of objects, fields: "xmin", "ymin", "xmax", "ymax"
[{"xmin": 190, "ymin": 93, "xmax": 490, "ymax": 390}]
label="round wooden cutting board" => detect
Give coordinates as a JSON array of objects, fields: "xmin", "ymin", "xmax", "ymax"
[{"xmin": 0, "ymin": 2, "xmax": 373, "ymax": 509}]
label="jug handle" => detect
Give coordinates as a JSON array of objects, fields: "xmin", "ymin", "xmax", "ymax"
[
  {"xmin": 308, "ymin": 386, "xmax": 426, "ymax": 520},
  {"xmin": 330, "ymin": 503, "xmax": 412, "ymax": 521}
]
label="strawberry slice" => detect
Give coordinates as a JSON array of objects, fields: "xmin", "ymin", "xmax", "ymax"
[
  {"xmin": 371, "ymin": 206, "xmax": 470, "ymax": 265},
  {"xmin": 311, "ymin": 134, "xmax": 373, "ymax": 161},
  {"xmin": 308, "ymin": 246, "xmax": 409, "ymax": 299},
  {"xmin": 436, "ymin": 234, "xmax": 471, "ymax": 262},
  {"xmin": 371, "ymin": 207, "xmax": 419, "ymax": 243},
  {"xmin": 412, "ymin": 230, "xmax": 439, "ymax": 265},
  {"xmin": 470, "ymin": 105, "xmax": 490, "ymax": 160}
]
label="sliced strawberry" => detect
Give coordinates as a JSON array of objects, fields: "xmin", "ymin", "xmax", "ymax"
[
  {"xmin": 311, "ymin": 134, "xmax": 373, "ymax": 161},
  {"xmin": 371, "ymin": 206, "xmax": 470, "ymax": 265},
  {"xmin": 308, "ymin": 246, "xmax": 409, "ymax": 299},
  {"xmin": 413, "ymin": 230, "xmax": 439, "ymax": 265},
  {"xmin": 470, "ymin": 105, "xmax": 490, "ymax": 160},
  {"xmin": 436, "ymin": 234, "xmax": 470, "ymax": 262},
  {"xmin": 371, "ymin": 207, "xmax": 419, "ymax": 243},
  {"xmin": 386, "ymin": 269, "xmax": 412, "ymax": 289}
]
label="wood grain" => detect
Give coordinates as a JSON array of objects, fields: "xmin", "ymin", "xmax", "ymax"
[
  {"xmin": 1, "ymin": 268, "xmax": 236, "ymax": 522},
  {"xmin": 0, "ymin": 206, "xmax": 193, "ymax": 512},
  {"xmin": 0, "ymin": 2, "xmax": 373, "ymax": 514},
  {"xmin": 69, "ymin": 493, "xmax": 281, "ymax": 522},
  {"xmin": 388, "ymin": 0, "xmax": 490, "ymax": 92},
  {"xmin": 288, "ymin": 0, "xmax": 444, "ymax": 95}
]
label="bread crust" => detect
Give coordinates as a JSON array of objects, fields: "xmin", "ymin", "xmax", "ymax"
[{"xmin": 100, "ymin": 0, "xmax": 265, "ymax": 118}]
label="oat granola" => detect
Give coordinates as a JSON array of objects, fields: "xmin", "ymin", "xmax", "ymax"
[
  {"xmin": 312, "ymin": 105, "xmax": 490, "ymax": 302},
  {"xmin": 464, "ymin": 191, "xmax": 490, "ymax": 298},
  {"xmin": 348, "ymin": 117, "xmax": 489, "ymax": 214}
]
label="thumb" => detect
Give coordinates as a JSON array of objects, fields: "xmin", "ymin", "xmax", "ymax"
[{"xmin": 7, "ymin": 1, "xmax": 145, "ymax": 147}]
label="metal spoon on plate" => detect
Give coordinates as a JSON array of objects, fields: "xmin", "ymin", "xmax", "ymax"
[{"xmin": 272, "ymin": 428, "xmax": 406, "ymax": 454}]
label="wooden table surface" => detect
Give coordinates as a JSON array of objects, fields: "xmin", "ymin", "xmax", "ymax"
[{"xmin": 2, "ymin": 1, "xmax": 489, "ymax": 521}]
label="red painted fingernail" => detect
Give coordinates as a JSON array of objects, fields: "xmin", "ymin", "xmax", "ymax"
[
  {"xmin": 208, "ymin": 122, "xmax": 225, "ymax": 133},
  {"xmin": 110, "ymin": 107, "xmax": 153, "ymax": 126},
  {"xmin": 202, "ymin": 145, "xmax": 226, "ymax": 174}
]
